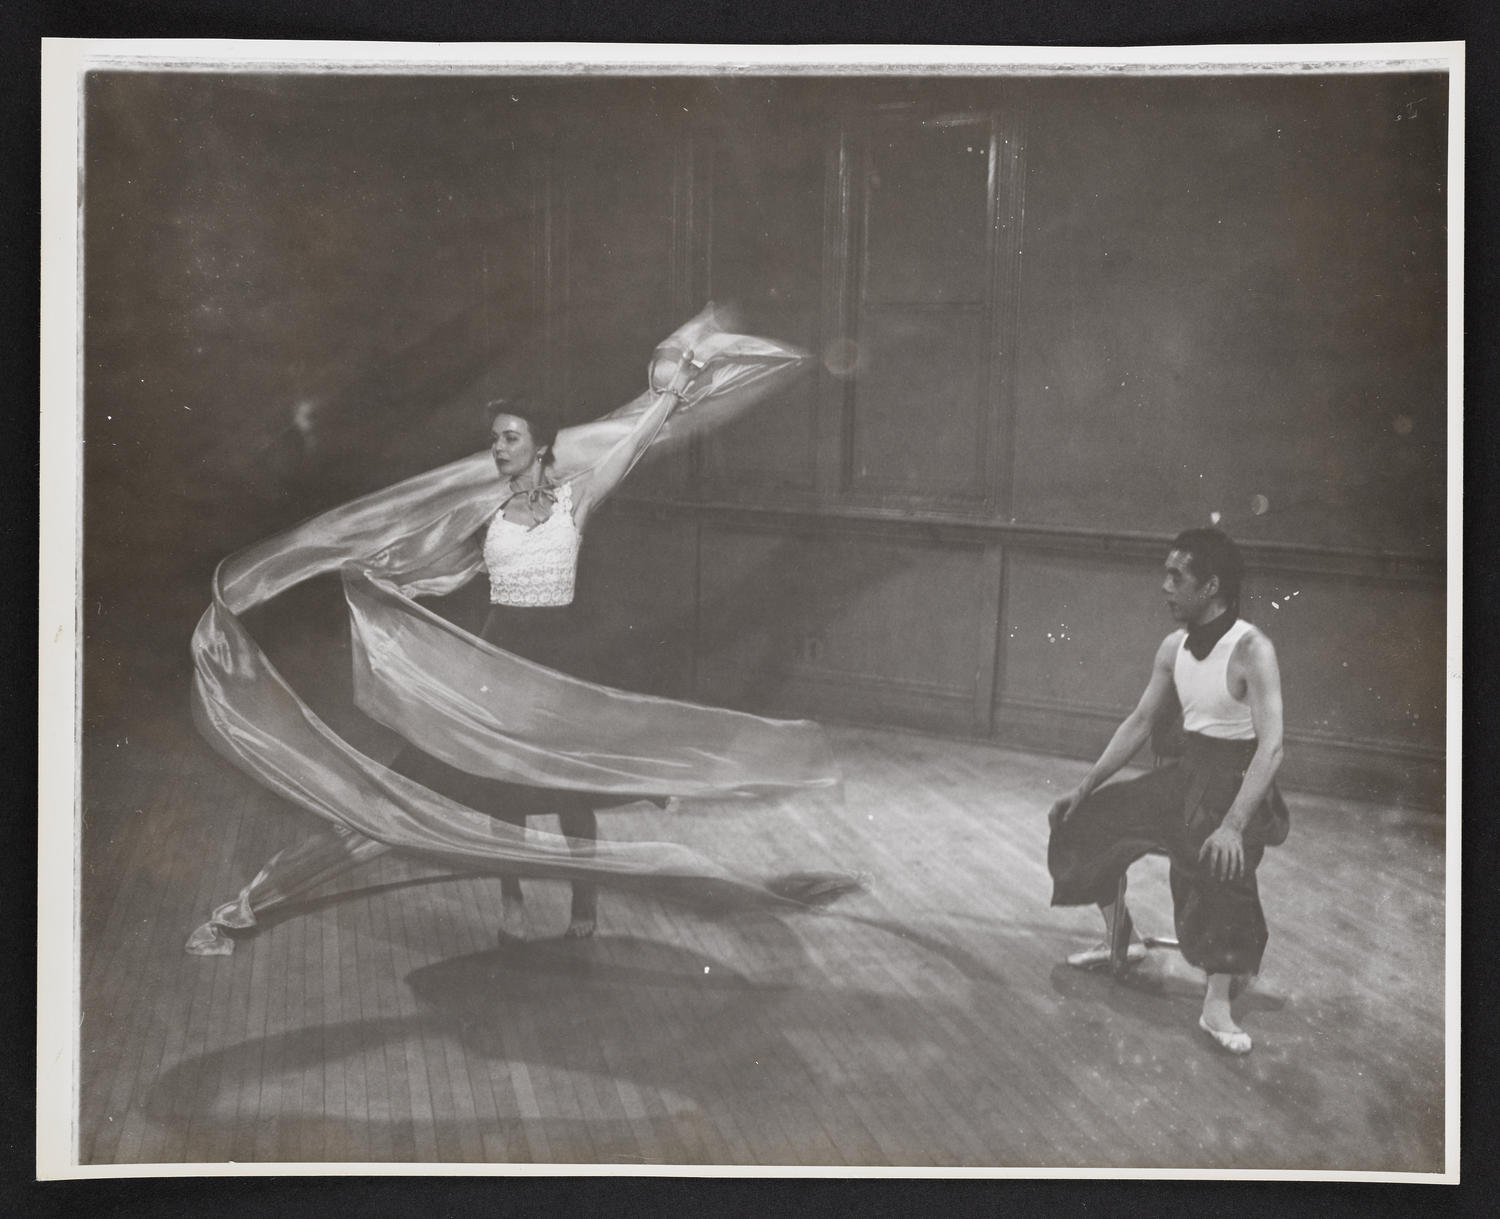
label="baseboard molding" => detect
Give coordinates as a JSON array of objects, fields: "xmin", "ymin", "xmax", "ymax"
[
  {"xmin": 694, "ymin": 660, "xmax": 977, "ymax": 736},
  {"xmin": 613, "ymin": 495, "xmax": 1445, "ymax": 586},
  {"xmin": 602, "ymin": 501, "xmax": 1447, "ymax": 811},
  {"xmin": 991, "ymin": 698, "xmax": 1445, "ymax": 811},
  {"xmin": 691, "ymin": 658, "xmax": 1444, "ymax": 810}
]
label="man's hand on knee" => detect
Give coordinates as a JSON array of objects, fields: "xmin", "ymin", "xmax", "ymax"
[
  {"xmin": 1048, "ymin": 789, "xmax": 1086, "ymax": 830},
  {"xmin": 1198, "ymin": 824, "xmax": 1246, "ymax": 881}
]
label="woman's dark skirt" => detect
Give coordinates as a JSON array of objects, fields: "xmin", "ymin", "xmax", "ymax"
[{"xmin": 388, "ymin": 601, "xmax": 602, "ymax": 916}]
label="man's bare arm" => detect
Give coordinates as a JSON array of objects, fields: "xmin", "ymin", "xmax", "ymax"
[
  {"xmin": 1220, "ymin": 632, "xmax": 1284, "ymax": 832},
  {"xmin": 1198, "ymin": 631, "xmax": 1285, "ymax": 881}
]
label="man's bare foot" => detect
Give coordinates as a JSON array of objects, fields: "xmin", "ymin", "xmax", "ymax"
[
  {"xmin": 1200, "ymin": 972, "xmax": 1251, "ymax": 1052},
  {"xmin": 1198, "ymin": 1012, "xmax": 1252, "ymax": 1054},
  {"xmin": 563, "ymin": 917, "xmax": 596, "ymax": 939}
]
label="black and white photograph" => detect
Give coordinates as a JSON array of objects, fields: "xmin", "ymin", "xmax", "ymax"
[{"xmin": 38, "ymin": 40, "xmax": 1460, "ymax": 1178}]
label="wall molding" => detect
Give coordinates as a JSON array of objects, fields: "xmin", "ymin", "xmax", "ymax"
[
  {"xmin": 604, "ymin": 496, "xmax": 1447, "ymax": 810},
  {"xmin": 689, "ymin": 661, "xmax": 1445, "ymax": 810},
  {"xmin": 1001, "ymin": 691, "xmax": 1443, "ymax": 766},
  {"xmin": 611, "ymin": 495, "xmax": 1446, "ymax": 585},
  {"xmin": 695, "ymin": 659, "xmax": 977, "ymax": 736},
  {"xmin": 993, "ymin": 696, "xmax": 1444, "ymax": 810}
]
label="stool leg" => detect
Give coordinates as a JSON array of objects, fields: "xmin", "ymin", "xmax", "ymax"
[{"xmin": 1108, "ymin": 873, "xmax": 1133, "ymax": 976}]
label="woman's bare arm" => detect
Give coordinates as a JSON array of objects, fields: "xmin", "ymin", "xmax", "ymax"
[{"xmin": 570, "ymin": 351, "xmax": 697, "ymax": 530}]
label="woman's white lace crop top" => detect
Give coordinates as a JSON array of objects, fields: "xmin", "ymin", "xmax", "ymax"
[{"xmin": 482, "ymin": 481, "xmax": 581, "ymax": 606}]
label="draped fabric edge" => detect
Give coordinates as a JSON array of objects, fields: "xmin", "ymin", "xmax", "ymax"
[
  {"xmin": 345, "ymin": 563, "xmax": 842, "ymax": 798},
  {"xmin": 185, "ymin": 307, "xmax": 862, "ymax": 955}
]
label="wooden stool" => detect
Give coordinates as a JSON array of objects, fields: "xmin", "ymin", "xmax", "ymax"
[
  {"xmin": 1107, "ymin": 847, "xmax": 1180, "ymax": 977},
  {"xmin": 1108, "ymin": 723, "xmax": 1185, "ymax": 977}
]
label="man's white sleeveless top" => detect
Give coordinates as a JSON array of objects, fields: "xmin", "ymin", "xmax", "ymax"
[
  {"xmin": 1173, "ymin": 617, "xmax": 1256, "ymax": 740},
  {"xmin": 482, "ymin": 481, "xmax": 581, "ymax": 607}
]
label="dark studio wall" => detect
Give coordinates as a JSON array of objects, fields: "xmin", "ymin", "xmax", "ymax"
[
  {"xmin": 997, "ymin": 74, "xmax": 1447, "ymax": 804},
  {"xmin": 81, "ymin": 70, "xmax": 1448, "ymax": 809}
]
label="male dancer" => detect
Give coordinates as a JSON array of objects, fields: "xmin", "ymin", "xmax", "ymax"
[{"xmin": 1046, "ymin": 528, "xmax": 1289, "ymax": 1053}]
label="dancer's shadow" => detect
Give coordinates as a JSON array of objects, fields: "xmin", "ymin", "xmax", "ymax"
[
  {"xmin": 141, "ymin": 910, "xmax": 1031, "ymax": 1165},
  {"xmin": 404, "ymin": 933, "xmax": 788, "ymax": 1081},
  {"xmin": 396, "ymin": 917, "xmax": 1021, "ymax": 1140}
]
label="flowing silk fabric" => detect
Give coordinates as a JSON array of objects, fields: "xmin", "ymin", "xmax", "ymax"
[{"xmin": 186, "ymin": 309, "xmax": 850, "ymax": 955}]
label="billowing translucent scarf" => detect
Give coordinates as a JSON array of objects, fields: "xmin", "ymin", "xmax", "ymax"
[{"xmin": 186, "ymin": 307, "xmax": 855, "ymax": 954}]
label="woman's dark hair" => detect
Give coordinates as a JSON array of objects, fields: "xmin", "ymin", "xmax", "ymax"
[
  {"xmin": 1171, "ymin": 527, "xmax": 1244, "ymax": 613},
  {"xmin": 486, "ymin": 395, "xmax": 561, "ymax": 468}
]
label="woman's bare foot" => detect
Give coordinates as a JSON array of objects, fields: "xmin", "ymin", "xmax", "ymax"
[
  {"xmin": 563, "ymin": 916, "xmax": 595, "ymax": 939},
  {"xmin": 497, "ymin": 894, "xmax": 528, "ymax": 941}
]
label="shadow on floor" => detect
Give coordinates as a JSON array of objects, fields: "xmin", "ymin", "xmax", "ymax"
[{"xmin": 138, "ymin": 919, "xmax": 1044, "ymax": 1166}]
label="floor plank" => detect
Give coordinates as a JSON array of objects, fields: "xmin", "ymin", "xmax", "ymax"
[{"xmin": 75, "ymin": 717, "xmax": 1449, "ymax": 1171}]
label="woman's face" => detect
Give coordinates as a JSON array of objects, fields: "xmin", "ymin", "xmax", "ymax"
[{"xmin": 490, "ymin": 414, "xmax": 545, "ymax": 479}]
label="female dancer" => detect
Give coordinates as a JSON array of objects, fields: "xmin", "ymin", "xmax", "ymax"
[
  {"xmin": 393, "ymin": 351, "xmax": 699, "ymax": 939},
  {"xmin": 187, "ymin": 312, "xmax": 850, "ymax": 957}
]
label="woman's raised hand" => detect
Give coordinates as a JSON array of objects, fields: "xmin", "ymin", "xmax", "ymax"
[
  {"xmin": 648, "ymin": 345, "xmax": 701, "ymax": 399},
  {"xmin": 668, "ymin": 348, "xmax": 699, "ymax": 396}
]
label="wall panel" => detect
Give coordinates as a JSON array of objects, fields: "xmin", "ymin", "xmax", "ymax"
[
  {"xmin": 696, "ymin": 117, "xmax": 826, "ymax": 493},
  {"xmin": 849, "ymin": 310, "xmax": 991, "ymax": 497},
  {"xmin": 573, "ymin": 508, "xmax": 699, "ymax": 700},
  {"xmin": 861, "ymin": 115, "xmax": 994, "ymax": 303},
  {"xmin": 994, "ymin": 540, "xmax": 1444, "ymax": 806},
  {"xmin": 555, "ymin": 122, "xmax": 691, "ymax": 490},
  {"xmin": 1240, "ymin": 573, "xmax": 1444, "ymax": 752},
  {"xmin": 998, "ymin": 549, "xmax": 1169, "ymax": 716},
  {"xmin": 79, "ymin": 71, "xmax": 1449, "ymax": 815},
  {"xmin": 845, "ymin": 109, "xmax": 1005, "ymax": 506},
  {"xmin": 1009, "ymin": 74, "xmax": 1448, "ymax": 556},
  {"xmin": 691, "ymin": 521, "xmax": 997, "ymax": 733}
]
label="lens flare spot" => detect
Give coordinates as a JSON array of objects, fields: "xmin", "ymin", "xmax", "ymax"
[{"xmin": 823, "ymin": 337, "xmax": 860, "ymax": 378}]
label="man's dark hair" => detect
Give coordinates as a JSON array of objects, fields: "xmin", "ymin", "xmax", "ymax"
[{"xmin": 1172, "ymin": 527, "xmax": 1244, "ymax": 612}]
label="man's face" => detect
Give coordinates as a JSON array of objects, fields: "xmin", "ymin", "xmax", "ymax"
[{"xmin": 1162, "ymin": 548, "xmax": 1218, "ymax": 625}]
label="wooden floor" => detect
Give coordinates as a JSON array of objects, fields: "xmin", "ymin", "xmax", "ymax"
[{"xmin": 76, "ymin": 713, "xmax": 1447, "ymax": 1170}]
